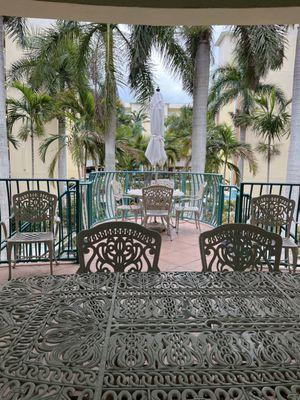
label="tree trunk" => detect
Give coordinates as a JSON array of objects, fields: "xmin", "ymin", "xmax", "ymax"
[
  {"xmin": 266, "ymin": 137, "xmax": 271, "ymax": 183},
  {"xmin": 31, "ymin": 132, "xmax": 35, "ymax": 179},
  {"xmin": 287, "ymin": 25, "xmax": 300, "ymax": 184},
  {"xmin": 58, "ymin": 117, "xmax": 67, "ymax": 180},
  {"xmin": 104, "ymin": 24, "xmax": 116, "ymax": 172},
  {"xmin": 223, "ymin": 156, "xmax": 227, "ymax": 182},
  {"xmin": 0, "ymin": 17, "xmax": 10, "ymax": 224},
  {"xmin": 105, "ymin": 107, "xmax": 116, "ymax": 171},
  {"xmin": 238, "ymin": 126, "xmax": 246, "ymax": 181},
  {"xmin": 191, "ymin": 39, "xmax": 210, "ymax": 173}
]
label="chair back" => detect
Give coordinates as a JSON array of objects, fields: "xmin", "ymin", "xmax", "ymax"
[
  {"xmin": 250, "ymin": 194, "xmax": 295, "ymax": 237},
  {"xmin": 111, "ymin": 180, "xmax": 123, "ymax": 201},
  {"xmin": 142, "ymin": 185, "xmax": 173, "ymax": 213},
  {"xmin": 196, "ymin": 182, "xmax": 207, "ymax": 199},
  {"xmin": 12, "ymin": 190, "xmax": 57, "ymax": 232},
  {"xmin": 199, "ymin": 223, "xmax": 282, "ymax": 272},
  {"xmin": 77, "ymin": 221, "xmax": 161, "ymax": 273},
  {"xmin": 191, "ymin": 182, "xmax": 207, "ymax": 207},
  {"xmin": 151, "ymin": 179, "xmax": 175, "ymax": 188}
]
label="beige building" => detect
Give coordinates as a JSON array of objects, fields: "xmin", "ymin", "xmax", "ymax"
[{"xmin": 215, "ymin": 27, "xmax": 298, "ymax": 183}]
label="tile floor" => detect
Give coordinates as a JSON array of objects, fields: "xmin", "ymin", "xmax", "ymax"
[{"xmin": 0, "ymin": 221, "xmax": 212, "ymax": 284}]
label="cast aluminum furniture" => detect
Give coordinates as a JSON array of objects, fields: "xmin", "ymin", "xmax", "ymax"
[
  {"xmin": 127, "ymin": 187, "xmax": 184, "ymax": 198},
  {"xmin": 150, "ymin": 178, "xmax": 175, "ymax": 188},
  {"xmin": 199, "ymin": 223, "xmax": 282, "ymax": 272},
  {"xmin": 0, "ymin": 190, "xmax": 58, "ymax": 280},
  {"xmin": 142, "ymin": 185, "xmax": 174, "ymax": 239},
  {"xmin": 77, "ymin": 221, "xmax": 161, "ymax": 273},
  {"xmin": 175, "ymin": 181, "xmax": 207, "ymax": 233},
  {"xmin": 111, "ymin": 179, "xmax": 142, "ymax": 222},
  {"xmin": 0, "ymin": 271, "xmax": 300, "ymax": 399},
  {"xmin": 250, "ymin": 194, "xmax": 299, "ymax": 271}
]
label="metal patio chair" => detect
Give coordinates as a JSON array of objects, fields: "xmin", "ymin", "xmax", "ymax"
[
  {"xmin": 175, "ymin": 182, "xmax": 207, "ymax": 233},
  {"xmin": 111, "ymin": 179, "xmax": 142, "ymax": 223},
  {"xmin": 1, "ymin": 190, "xmax": 58, "ymax": 280},
  {"xmin": 142, "ymin": 185, "xmax": 174, "ymax": 239},
  {"xmin": 250, "ymin": 194, "xmax": 299, "ymax": 271},
  {"xmin": 199, "ymin": 223, "xmax": 282, "ymax": 272},
  {"xmin": 77, "ymin": 221, "xmax": 161, "ymax": 273}
]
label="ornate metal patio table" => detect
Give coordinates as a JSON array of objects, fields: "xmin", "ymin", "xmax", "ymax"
[{"xmin": 0, "ymin": 272, "xmax": 300, "ymax": 400}]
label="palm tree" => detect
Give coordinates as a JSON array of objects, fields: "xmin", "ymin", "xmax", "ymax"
[
  {"xmin": 129, "ymin": 25, "xmax": 210, "ymax": 173},
  {"xmin": 251, "ymin": 89, "xmax": 290, "ymax": 182},
  {"xmin": 39, "ymin": 85, "xmax": 101, "ymax": 179},
  {"xmin": 209, "ymin": 65, "xmax": 287, "ymax": 179},
  {"xmin": 209, "ymin": 25, "xmax": 287, "ymax": 179},
  {"xmin": 164, "ymin": 106, "xmax": 193, "ymax": 168},
  {"xmin": 7, "ymin": 82, "xmax": 53, "ymax": 178},
  {"xmin": 207, "ymin": 123, "xmax": 257, "ymax": 181},
  {"xmin": 0, "ymin": 17, "xmax": 27, "ymax": 223},
  {"xmin": 232, "ymin": 26, "xmax": 287, "ymax": 90},
  {"xmin": 10, "ymin": 21, "xmax": 83, "ymax": 180},
  {"xmin": 286, "ymin": 25, "xmax": 300, "ymax": 184},
  {"xmin": 183, "ymin": 27, "xmax": 212, "ymax": 173}
]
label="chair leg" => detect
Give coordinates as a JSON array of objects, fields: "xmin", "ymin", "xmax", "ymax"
[
  {"xmin": 13, "ymin": 245, "xmax": 18, "ymax": 268},
  {"xmin": 285, "ymin": 248, "xmax": 289, "ymax": 269},
  {"xmin": 166, "ymin": 216, "xmax": 172, "ymax": 241},
  {"xmin": 292, "ymin": 247, "xmax": 298, "ymax": 272},
  {"xmin": 195, "ymin": 211, "xmax": 201, "ymax": 231},
  {"xmin": 134, "ymin": 211, "xmax": 138, "ymax": 224},
  {"xmin": 7, "ymin": 243, "xmax": 13, "ymax": 281},
  {"xmin": 122, "ymin": 210, "xmax": 126, "ymax": 222},
  {"xmin": 48, "ymin": 242, "xmax": 53, "ymax": 275},
  {"xmin": 194, "ymin": 212, "xmax": 198, "ymax": 229},
  {"xmin": 175, "ymin": 211, "xmax": 180, "ymax": 234},
  {"xmin": 143, "ymin": 215, "xmax": 148, "ymax": 228}
]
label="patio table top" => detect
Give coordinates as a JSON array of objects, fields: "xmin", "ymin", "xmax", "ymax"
[
  {"xmin": 0, "ymin": 271, "xmax": 300, "ymax": 399},
  {"xmin": 127, "ymin": 188, "xmax": 184, "ymax": 198}
]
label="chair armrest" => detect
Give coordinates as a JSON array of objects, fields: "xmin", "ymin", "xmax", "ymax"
[
  {"xmin": 0, "ymin": 221, "xmax": 8, "ymax": 240},
  {"xmin": 178, "ymin": 196, "xmax": 203, "ymax": 206}
]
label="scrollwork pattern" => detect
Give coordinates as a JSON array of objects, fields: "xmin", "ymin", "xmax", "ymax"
[
  {"xmin": 199, "ymin": 223, "xmax": 282, "ymax": 272},
  {"xmin": 77, "ymin": 221, "xmax": 161, "ymax": 273},
  {"xmin": 0, "ymin": 272, "xmax": 299, "ymax": 399}
]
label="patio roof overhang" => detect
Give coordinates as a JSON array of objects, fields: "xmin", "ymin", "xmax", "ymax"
[{"xmin": 1, "ymin": 0, "xmax": 300, "ymax": 25}]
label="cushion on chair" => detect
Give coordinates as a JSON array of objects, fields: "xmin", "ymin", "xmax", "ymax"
[
  {"xmin": 145, "ymin": 210, "xmax": 169, "ymax": 217},
  {"xmin": 282, "ymin": 237, "xmax": 298, "ymax": 248},
  {"xmin": 116, "ymin": 204, "xmax": 141, "ymax": 211},
  {"xmin": 175, "ymin": 205, "xmax": 199, "ymax": 212}
]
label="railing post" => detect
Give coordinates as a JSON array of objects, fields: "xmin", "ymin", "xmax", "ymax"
[
  {"xmin": 238, "ymin": 183, "xmax": 244, "ymax": 223},
  {"xmin": 125, "ymin": 171, "xmax": 129, "ymax": 193},
  {"xmin": 75, "ymin": 180, "xmax": 81, "ymax": 262},
  {"xmin": 86, "ymin": 180, "xmax": 93, "ymax": 228},
  {"xmin": 217, "ymin": 184, "xmax": 225, "ymax": 226},
  {"xmin": 181, "ymin": 172, "xmax": 186, "ymax": 194}
]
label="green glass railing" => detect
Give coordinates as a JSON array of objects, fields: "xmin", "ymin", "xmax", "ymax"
[
  {"xmin": 88, "ymin": 170, "xmax": 223, "ymax": 227},
  {"xmin": 2, "ymin": 174, "xmax": 297, "ymax": 265}
]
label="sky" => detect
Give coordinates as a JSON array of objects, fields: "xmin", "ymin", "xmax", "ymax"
[{"xmin": 29, "ymin": 18, "xmax": 225, "ymax": 105}]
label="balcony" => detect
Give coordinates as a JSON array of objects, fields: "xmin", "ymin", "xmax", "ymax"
[{"xmin": 0, "ymin": 171, "xmax": 299, "ymax": 283}]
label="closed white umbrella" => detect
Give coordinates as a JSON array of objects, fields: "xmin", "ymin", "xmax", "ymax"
[{"xmin": 145, "ymin": 88, "xmax": 167, "ymax": 167}]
